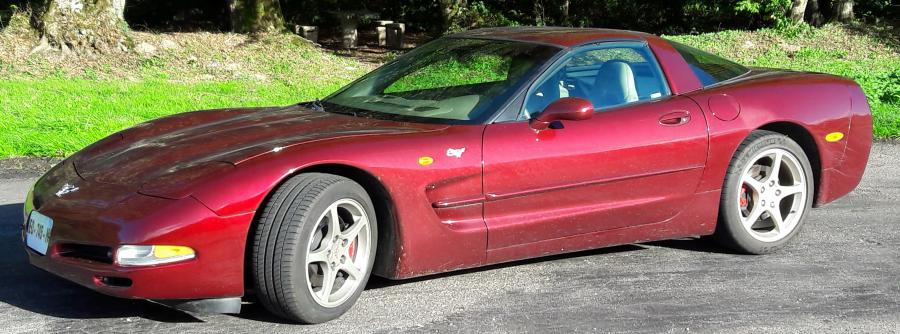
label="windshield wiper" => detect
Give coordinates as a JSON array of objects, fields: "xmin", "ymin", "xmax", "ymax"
[{"xmin": 301, "ymin": 99, "xmax": 326, "ymax": 112}]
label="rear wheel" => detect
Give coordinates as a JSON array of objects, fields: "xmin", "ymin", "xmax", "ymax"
[
  {"xmin": 714, "ymin": 131, "xmax": 814, "ymax": 254},
  {"xmin": 252, "ymin": 173, "xmax": 377, "ymax": 323}
]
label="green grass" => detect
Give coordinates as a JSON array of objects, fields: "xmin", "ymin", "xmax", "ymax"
[
  {"xmin": 667, "ymin": 24, "xmax": 900, "ymax": 138},
  {"xmin": 0, "ymin": 31, "xmax": 370, "ymax": 158},
  {"xmin": 0, "ymin": 24, "xmax": 898, "ymax": 159},
  {"xmin": 0, "ymin": 79, "xmax": 343, "ymax": 157}
]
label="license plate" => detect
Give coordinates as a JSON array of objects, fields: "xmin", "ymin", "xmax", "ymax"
[{"xmin": 26, "ymin": 211, "xmax": 53, "ymax": 255}]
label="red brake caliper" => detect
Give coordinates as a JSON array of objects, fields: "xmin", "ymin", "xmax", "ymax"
[
  {"xmin": 348, "ymin": 239, "xmax": 356, "ymax": 258},
  {"xmin": 740, "ymin": 184, "xmax": 749, "ymax": 208}
]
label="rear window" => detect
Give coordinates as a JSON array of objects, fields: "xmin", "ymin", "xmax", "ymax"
[{"xmin": 669, "ymin": 41, "xmax": 749, "ymax": 86}]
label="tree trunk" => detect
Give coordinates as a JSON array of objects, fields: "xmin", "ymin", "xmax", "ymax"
[
  {"xmin": 37, "ymin": 0, "xmax": 129, "ymax": 54},
  {"xmin": 229, "ymin": 0, "xmax": 286, "ymax": 34},
  {"xmin": 789, "ymin": 0, "xmax": 809, "ymax": 23},
  {"xmin": 438, "ymin": 0, "xmax": 467, "ymax": 32},
  {"xmin": 533, "ymin": 0, "xmax": 545, "ymax": 26},
  {"xmin": 807, "ymin": 0, "xmax": 825, "ymax": 26},
  {"xmin": 560, "ymin": 0, "xmax": 570, "ymax": 26},
  {"xmin": 832, "ymin": 0, "xmax": 854, "ymax": 22}
]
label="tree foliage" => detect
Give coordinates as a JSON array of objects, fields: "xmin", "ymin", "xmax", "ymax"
[
  {"xmin": 2, "ymin": 0, "xmax": 895, "ymax": 41},
  {"xmin": 309, "ymin": 0, "xmax": 891, "ymax": 34}
]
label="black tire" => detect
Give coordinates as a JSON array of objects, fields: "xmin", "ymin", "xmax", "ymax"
[
  {"xmin": 713, "ymin": 130, "xmax": 815, "ymax": 254},
  {"xmin": 252, "ymin": 173, "xmax": 377, "ymax": 323}
]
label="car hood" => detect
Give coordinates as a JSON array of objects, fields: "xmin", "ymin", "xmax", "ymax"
[{"xmin": 72, "ymin": 105, "xmax": 445, "ymax": 188}]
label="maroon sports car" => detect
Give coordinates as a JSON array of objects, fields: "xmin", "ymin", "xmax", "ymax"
[{"xmin": 23, "ymin": 27, "xmax": 871, "ymax": 323}]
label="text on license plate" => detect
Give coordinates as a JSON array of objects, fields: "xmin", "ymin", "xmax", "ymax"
[{"xmin": 26, "ymin": 211, "xmax": 53, "ymax": 255}]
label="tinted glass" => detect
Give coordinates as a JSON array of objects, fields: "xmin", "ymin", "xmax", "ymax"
[
  {"xmin": 669, "ymin": 41, "xmax": 749, "ymax": 86},
  {"xmin": 524, "ymin": 43, "xmax": 670, "ymax": 117},
  {"xmin": 325, "ymin": 38, "xmax": 561, "ymax": 124}
]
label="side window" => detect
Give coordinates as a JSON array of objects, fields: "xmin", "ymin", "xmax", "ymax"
[
  {"xmin": 523, "ymin": 44, "xmax": 670, "ymax": 117},
  {"xmin": 669, "ymin": 41, "xmax": 749, "ymax": 87}
]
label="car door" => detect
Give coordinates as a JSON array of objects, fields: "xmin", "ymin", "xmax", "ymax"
[{"xmin": 482, "ymin": 42, "xmax": 709, "ymax": 250}]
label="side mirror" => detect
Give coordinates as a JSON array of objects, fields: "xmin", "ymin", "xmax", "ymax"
[{"xmin": 529, "ymin": 97, "xmax": 594, "ymax": 131}]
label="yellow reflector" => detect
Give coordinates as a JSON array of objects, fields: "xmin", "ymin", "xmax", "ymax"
[
  {"xmin": 153, "ymin": 245, "xmax": 195, "ymax": 259},
  {"xmin": 418, "ymin": 156, "xmax": 434, "ymax": 166},
  {"xmin": 825, "ymin": 132, "xmax": 844, "ymax": 142}
]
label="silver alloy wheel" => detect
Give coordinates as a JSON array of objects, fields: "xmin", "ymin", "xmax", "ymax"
[
  {"xmin": 737, "ymin": 148, "xmax": 808, "ymax": 243},
  {"xmin": 305, "ymin": 198, "xmax": 372, "ymax": 308}
]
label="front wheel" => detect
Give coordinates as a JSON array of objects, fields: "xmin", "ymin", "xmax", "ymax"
[
  {"xmin": 252, "ymin": 173, "xmax": 377, "ymax": 323},
  {"xmin": 714, "ymin": 130, "xmax": 814, "ymax": 254}
]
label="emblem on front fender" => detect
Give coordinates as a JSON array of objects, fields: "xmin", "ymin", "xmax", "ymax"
[
  {"xmin": 446, "ymin": 147, "xmax": 466, "ymax": 158},
  {"xmin": 55, "ymin": 183, "xmax": 79, "ymax": 197}
]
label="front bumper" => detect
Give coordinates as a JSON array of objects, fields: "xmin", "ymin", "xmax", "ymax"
[
  {"xmin": 24, "ymin": 161, "xmax": 254, "ymax": 300},
  {"xmin": 27, "ymin": 244, "xmax": 209, "ymax": 299}
]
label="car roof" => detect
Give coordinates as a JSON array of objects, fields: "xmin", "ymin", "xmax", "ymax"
[{"xmin": 450, "ymin": 27, "xmax": 655, "ymax": 48}]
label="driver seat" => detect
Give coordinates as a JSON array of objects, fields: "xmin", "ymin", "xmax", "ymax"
[{"xmin": 591, "ymin": 61, "xmax": 639, "ymax": 109}]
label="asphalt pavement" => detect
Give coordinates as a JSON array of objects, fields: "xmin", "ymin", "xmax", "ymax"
[{"xmin": 0, "ymin": 143, "xmax": 898, "ymax": 333}]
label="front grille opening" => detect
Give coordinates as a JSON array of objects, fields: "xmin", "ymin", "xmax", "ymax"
[
  {"xmin": 94, "ymin": 276, "xmax": 133, "ymax": 288},
  {"xmin": 58, "ymin": 244, "xmax": 113, "ymax": 264}
]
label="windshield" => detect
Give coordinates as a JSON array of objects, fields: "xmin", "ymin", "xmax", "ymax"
[{"xmin": 324, "ymin": 38, "xmax": 562, "ymax": 124}]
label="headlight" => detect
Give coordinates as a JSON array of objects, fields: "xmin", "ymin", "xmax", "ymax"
[{"xmin": 115, "ymin": 245, "xmax": 196, "ymax": 266}]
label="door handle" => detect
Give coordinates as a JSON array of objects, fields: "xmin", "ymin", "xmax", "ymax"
[{"xmin": 659, "ymin": 111, "xmax": 691, "ymax": 126}]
